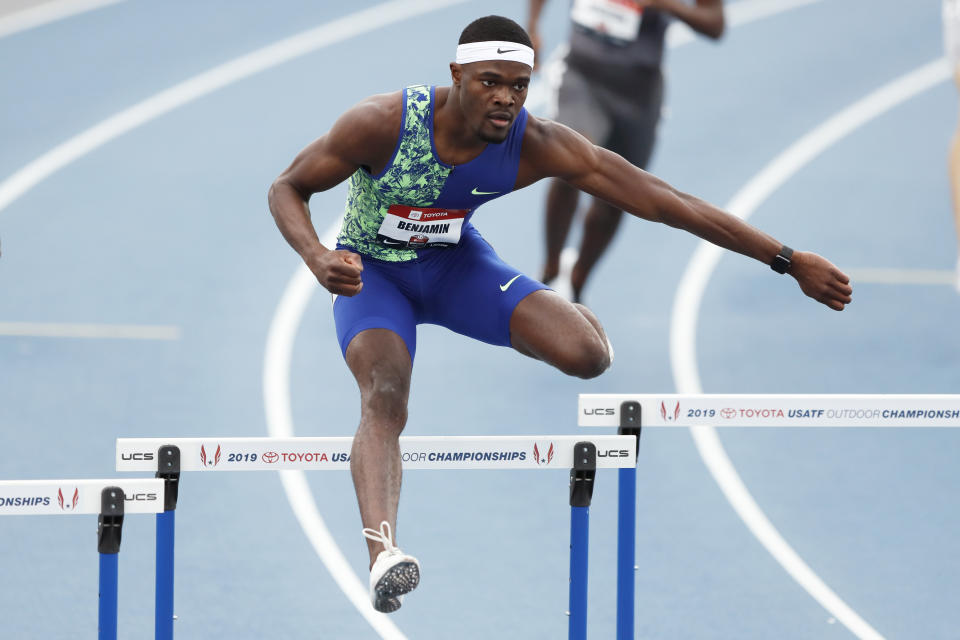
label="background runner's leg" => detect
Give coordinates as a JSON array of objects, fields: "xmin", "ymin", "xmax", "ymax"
[
  {"xmin": 541, "ymin": 178, "xmax": 581, "ymax": 284},
  {"xmin": 572, "ymin": 200, "xmax": 624, "ymax": 303}
]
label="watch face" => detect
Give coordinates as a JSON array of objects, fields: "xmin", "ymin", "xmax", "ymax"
[{"xmin": 771, "ymin": 254, "xmax": 791, "ymax": 274}]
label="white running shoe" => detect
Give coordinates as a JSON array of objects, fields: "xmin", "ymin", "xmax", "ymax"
[{"xmin": 362, "ymin": 521, "xmax": 420, "ymax": 613}]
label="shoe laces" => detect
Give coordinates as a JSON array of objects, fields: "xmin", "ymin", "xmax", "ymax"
[{"xmin": 362, "ymin": 521, "xmax": 400, "ymax": 555}]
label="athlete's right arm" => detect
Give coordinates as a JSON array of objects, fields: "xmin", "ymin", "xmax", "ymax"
[{"xmin": 268, "ymin": 93, "xmax": 401, "ymax": 296}]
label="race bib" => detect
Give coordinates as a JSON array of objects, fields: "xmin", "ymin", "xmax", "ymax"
[
  {"xmin": 376, "ymin": 205, "xmax": 469, "ymax": 249},
  {"xmin": 571, "ymin": 0, "xmax": 642, "ymax": 43}
]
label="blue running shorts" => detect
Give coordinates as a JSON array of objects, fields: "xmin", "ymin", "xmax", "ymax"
[{"xmin": 333, "ymin": 226, "xmax": 548, "ymax": 361}]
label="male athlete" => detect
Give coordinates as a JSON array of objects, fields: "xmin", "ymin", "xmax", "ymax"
[{"xmin": 268, "ymin": 15, "xmax": 852, "ymax": 613}]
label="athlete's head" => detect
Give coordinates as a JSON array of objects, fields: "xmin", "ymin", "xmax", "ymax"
[{"xmin": 451, "ymin": 16, "xmax": 533, "ymax": 144}]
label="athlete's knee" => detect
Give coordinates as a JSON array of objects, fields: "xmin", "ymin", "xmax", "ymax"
[
  {"xmin": 360, "ymin": 368, "xmax": 409, "ymax": 428},
  {"xmin": 557, "ymin": 336, "xmax": 610, "ymax": 379}
]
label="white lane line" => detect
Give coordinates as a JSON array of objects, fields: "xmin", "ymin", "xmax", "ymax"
[
  {"xmin": 671, "ymin": 58, "xmax": 950, "ymax": 640},
  {"xmin": 0, "ymin": 1, "xmax": 470, "ymax": 637},
  {"xmin": 0, "ymin": 0, "xmax": 469, "ymax": 217},
  {"xmin": 842, "ymin": 267, "xmax": 957, "ymax": 286},
  {"xmin": 0, "ymin": 0, "xmax": 124, "ymax": 40},
  {"xmin": 0, "ymin": 321, "xmax": 179, "ymax": 340}
]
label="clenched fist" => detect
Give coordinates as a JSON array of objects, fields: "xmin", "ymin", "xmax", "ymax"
[{"xmin": 310, "ymin": 249, "xmax": 364, "ymax": 296}]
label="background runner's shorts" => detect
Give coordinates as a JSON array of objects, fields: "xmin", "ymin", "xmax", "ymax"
[
  {"xmin": 556, "ymin": 59, "xmax": 664, "ymax": 169},
  {"xmin": 333, "ymin": 226, "xmax": 548, "ymax": 361}
]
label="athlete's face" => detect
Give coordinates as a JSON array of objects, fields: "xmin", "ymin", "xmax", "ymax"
[{"xmin": 452, "ymin": 61, "xmax": 530, "ymax": 143}]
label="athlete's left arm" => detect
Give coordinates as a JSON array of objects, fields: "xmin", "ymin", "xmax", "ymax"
[
  {"xmin": 638, "ymin": 0, "xmax": 724, "ymax": 39},
  {"xmin": 518, "ymin": 116, "xmax": 852, "ymax": 310}
]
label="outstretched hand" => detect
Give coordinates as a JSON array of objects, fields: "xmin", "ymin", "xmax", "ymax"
[
  {"xmin": 311, "ymin": 249, "xmax": 363, "ymax": 296},
  {"xmin": 789, "ymin": 251, "xmax": 852, "ymax": 311}
]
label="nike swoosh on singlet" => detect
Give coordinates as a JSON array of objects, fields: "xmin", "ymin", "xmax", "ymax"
[
  {"xmin": 499, "ymin": 275, "xmax": 521, "ymax": 292},
  {"xmin": 497, "ymin": 48, "xmax": 518, "ymax": 54},
  {"xmin": 472, "ymin": 187, "xmax": 499, "ymax": 195}
]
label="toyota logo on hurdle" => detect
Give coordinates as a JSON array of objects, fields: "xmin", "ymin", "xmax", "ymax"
[
  {"xmin": 200, "ymin": 444, "xmax": 222, "ymax": 468},
  {"xmin": 661, "ymin": 401, "xmax": 681, "ymax": 422},
  {"xmin": 262, "ymin": 451, "xmax": 279, "ymax": 464},
  {"xmin": 533, "ymin": 442, "xmax": 554, "ymax": 466},
  {"xmin": 57, "ymin": 487, "xmax": 79, "ymax": 511}
]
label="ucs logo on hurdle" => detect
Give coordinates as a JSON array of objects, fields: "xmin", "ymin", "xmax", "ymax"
[{"xmin": 52, "ymin": 487, "xmax": 158, "ymax": 512}]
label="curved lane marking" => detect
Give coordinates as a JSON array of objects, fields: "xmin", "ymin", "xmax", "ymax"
[
  {"xmin": 0, "ymin": 0, "xmax": 124, "ymax": 40},
  {"xmin": 0, "ymin": 2, "xmax": 471, "ymax": 638},
  {"xmin": 0, "ymin": 0, "xmax": 469, "ymax": 215},
  {"xmin": 670, "ymin": 58, "xmax": 950, "ymax": 640}
]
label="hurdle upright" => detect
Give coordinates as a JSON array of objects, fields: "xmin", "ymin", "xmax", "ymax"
[
  {"xmin": 0, "ymin": 478, "xmax": 165, "ymax": 639},
  {"xmin": 578, "ymin": 392, "xmax": 960, "ymax": 640},
  {"xmin": 116, "ymin": 434, "xmax": 638, "ymax": 640}
]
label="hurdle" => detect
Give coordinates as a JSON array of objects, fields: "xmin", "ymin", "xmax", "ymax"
[
  {"xmin": 578, "ymin": 393, "xmax": 960, "ymax": 640},
  {"xmin": 0, "ymin": 478, "xmax": 166, "ymax": 640},
  {"xmin": 115, "ymin": 434, "xmax": 637, "ymax": 640}
]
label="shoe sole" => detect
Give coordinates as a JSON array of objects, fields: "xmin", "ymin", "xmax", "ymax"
[{"xmin": 372, "ymin": 561, "xmax": 420, "ymax": 613}]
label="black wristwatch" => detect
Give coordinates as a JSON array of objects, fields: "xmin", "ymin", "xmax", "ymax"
[{"xmin": 770, "ymin": 245, "xmax": 794, "ymax": 274}]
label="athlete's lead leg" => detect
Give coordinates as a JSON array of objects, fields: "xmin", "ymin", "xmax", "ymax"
[{"xmin": 345, "ymin": 328, "xmax": 412, "ymax": 567}]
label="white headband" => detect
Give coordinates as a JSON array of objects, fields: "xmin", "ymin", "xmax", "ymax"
[{"xmin": 455, "ymin": 40, "xmax": 535, "ymax": 68}]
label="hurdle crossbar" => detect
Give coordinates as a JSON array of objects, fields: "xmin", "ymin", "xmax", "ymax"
[
  {"xmin": 0, "ymin": 479, "xmax": 165, "ymax": 640},
  {"xmin": 116, "ymin": 435, "xmax": 637, "ymax": 471},
  {"xmin": 115, "ymin": 435, "xmax": 636, "ymax": 640},
  {"xmin": 579, "ymin": 393, "xmax": 960, "ymax": 640},
  {"xmin": 579, "ymin": 393, "xmax": 960, "ymax": 427}
]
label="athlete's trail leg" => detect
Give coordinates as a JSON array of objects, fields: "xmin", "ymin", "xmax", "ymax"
[
  {"xmin": 510, "ymin": 289, "xmax": 611, "ymax": 378},
  {"xmin": 345, "ymin": 329, "xmax": 412, "ymax": 567}
]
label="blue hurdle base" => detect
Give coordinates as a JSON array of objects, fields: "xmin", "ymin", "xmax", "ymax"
[
  {"xmin": 617, "ymin": 466, "xmax": 637, "ymax": 639},
  {"xmin": 156, "ymin": 510, "xmax": 176, "ymax": 640},
  {"xmin": 98, "ymin": 552, "xmax": 118, "ymax": 640},
  {"xmin": 569, "ymin": 505, "xmax": 590, "ymax": 640}
]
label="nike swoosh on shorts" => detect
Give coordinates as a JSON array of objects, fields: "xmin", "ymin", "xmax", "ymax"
[{"xmin": 472, "ymin": 187, "xmax": 499, "ymax": 195}]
